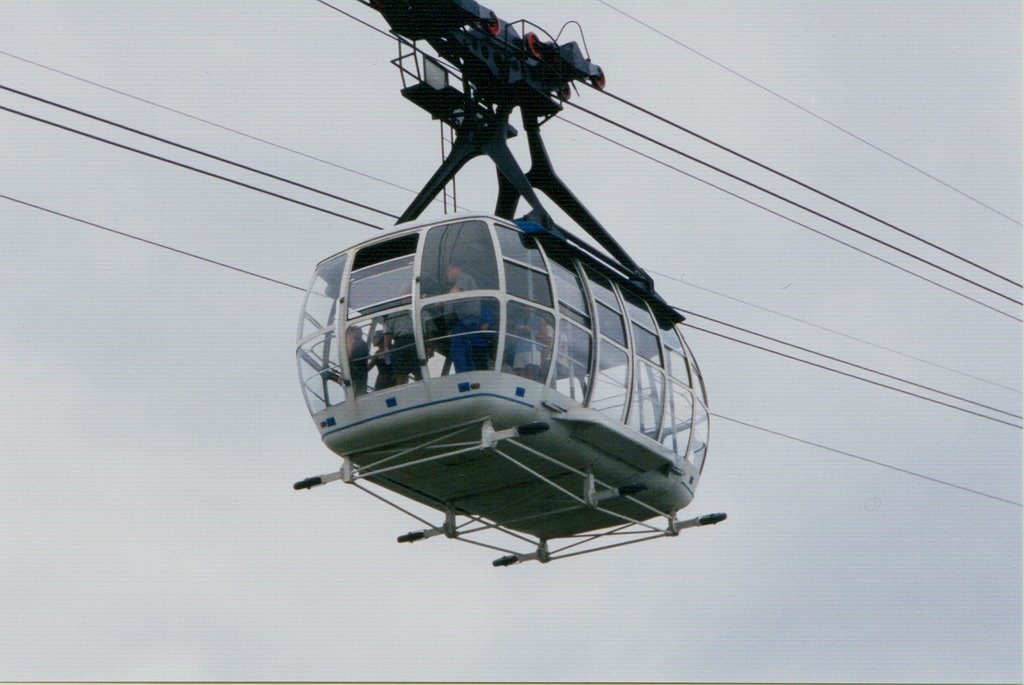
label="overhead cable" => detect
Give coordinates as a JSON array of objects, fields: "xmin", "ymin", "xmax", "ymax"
[
  {"xmin": 560, "ymin": 117, "xmax": 1022, "ymax": 323},
  {"xmin": 0, "ymin": 104, "xmax": 386, "ymax": 231},
  {"xmin": 685, "ymin": 324, "xmax": 1022, "ymax": 429},
  {"xmin": 677, "ymin": 307, "xmax": 1022, "ymax": 421},
  {"xmin": 0, "ymin": 49, "xmax": 428, "ymax": 199},
  {"xmin": 316, "ymin": 0, "xmax": 394, "ymax": 38},
  {"xmin": 566, "ymin": 100, "xmax": 1022, "ymax": 308},
  {"xmin": 593, "ymin": 86, "xmax": 1021, "ymax": 289},
  {"xmin": 715, "ymin": 414, "xmax": 1021, "ymax": 508},
  {"xmin": 595, "ymin": 0, "xmax": 1023, "ymax": 228},
  {"xmin": 650, "ymin": 269, "xmax": 1022, "ymax": 395},
  {"xmin": 1, "ymin": 84, "xmax": 398, "ymax": 219},
  {"xmin": 0, "ymin": 193, "xmax": 306, "ymax": 292}
]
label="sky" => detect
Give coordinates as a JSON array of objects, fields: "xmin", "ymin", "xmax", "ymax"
[{"xmin": 0, "ymin": 1, "xmax": 1020, "ymax": 682}]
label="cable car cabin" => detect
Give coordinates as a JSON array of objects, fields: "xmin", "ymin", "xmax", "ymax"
[{"xmin": 296, "ymin": 214, "xmax": 709, "ymax": 541}]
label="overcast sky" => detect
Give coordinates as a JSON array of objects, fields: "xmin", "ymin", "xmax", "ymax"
[{"xmin": 1, "ymin": 1, "xmax": 1021, "ymax": 682}]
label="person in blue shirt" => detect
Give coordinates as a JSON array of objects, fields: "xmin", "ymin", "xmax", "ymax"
[{"xmin": 445, "ymin": 262, "xmax": 492, "ymax": 373}]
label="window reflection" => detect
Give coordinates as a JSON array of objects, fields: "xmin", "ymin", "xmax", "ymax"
[
  {"xmin": 297, "ymin": 331, "xmax": 344, "ymax": 413},
  {"xmin": 661, "ymin": 381, "xmax": 693, "ymax": 461},
  {"xmin": 590, "ymin": 340, "xmax": 629, "ymax": 422},
  {"xmin": 632, "ymin": 323, "xmax": 662, "ymax": 365},
  {"xmin": 504, "ymin": 261, "xmax": 553, "ymax": 307},
  {"xmin": 420, "ymin": 220, "xmax": 498, "ymax": 298},
  {"xmin": 690, "ymin": 403, "xmax": 709, "ymax": 472},
  {"xmin": 622, "ymin": 289, "xmax": 656, "ymax": 331},
  {"xmin": 348, "ymin": 235, "xmax": 417, "ymax": 319},
  {"xmin": 684, "ymin": 339, "xmax": 708, "ymax": 405},
  {"xmin": 550, "ymin": 321, "xmax": 592, "ymax": 402},
  {"xmin": 661, "ymin": 322, "xmax": 691, "ymax": 387},
  {"xmin": 548, "ymin": 254, "xmax": 590, "ymax": 327},
  {"xmin": 497, "ymin": 227, "xmax": 546, "ymax": 269},
  {"xmin": 300, "ymin": 253, "xmax": 346, "ymax": 339},
  {"xmin": 348, "ymin": 255, "xmax": 414, "ymax": 318},
  {"xmin": 586, "ymin": 270, "xmax": 627, "ymax": 347},
  {"xmin": 623, "ymin": 291, "xmax": 662, "ymax": 367},
  {"xmin": 503, "ymin": 302, "xmax": 555, "ymax": 383},
  {"xmin": 421, "ymin": 297, "xmax": 500, "ymax": 377},
  {"xmin": 628, "ymin": 363, "xmax": 664, "ymax": 441}
]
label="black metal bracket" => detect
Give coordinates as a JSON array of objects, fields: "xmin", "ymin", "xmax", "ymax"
[
  {"xmin": 396, "ymin": 107, "xmax": 553, "ymax": 228},
  {"xmin": 520, "ymin": 112, "xmax": 652, "ymax": 290},
  {"xmin": 373, "ymin": 0, "xmax": 679, "ymax": 320}
]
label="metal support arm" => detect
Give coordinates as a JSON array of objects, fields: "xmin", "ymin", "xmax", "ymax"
[
  {"xmin": 522, "ymin": 114, "xmax": 653, "ymax": 290},
  {"xmin": 398, "ymin": 111, "xmax": 552, "ymax": 227}
]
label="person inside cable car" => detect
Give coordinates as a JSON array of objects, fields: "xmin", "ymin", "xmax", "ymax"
[
  {"xmin": 416, "ymin": 220, "xmax": 502, "ymax": 376},
  {"xmin": 505, "ymin": 303, "xmax": 554, "ymax": 382},
  {"xmin": 381, "ymin": 310, "xmax": 420, "ymax": 385},
  {"xmin": 444, "ymin": 260, "xmax": 495, "ymax": 373},
  {"xmin": 446, "ymin": 260, "xmax": 478, "ymax": 295},
  {"xmin": 346, "ymin": 324, "xmax": 369, "ymax": 396},
  {"xmin": 367, "ymin": 330, "xmax": 395, "ymax": 390}
]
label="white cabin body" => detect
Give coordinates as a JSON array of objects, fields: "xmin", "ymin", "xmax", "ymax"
[{"xmin": 296, "ymin": 214, "xmax": 709, "ymax": 539}]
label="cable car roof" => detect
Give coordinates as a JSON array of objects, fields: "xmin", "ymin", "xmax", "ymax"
[{"xmin": 317, "ymin": 212, "xmax": 684, "ymax": 326}]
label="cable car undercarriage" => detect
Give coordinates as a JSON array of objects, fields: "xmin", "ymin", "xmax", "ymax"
[{"xmin": 297, "ymin": 415, "xmax": 725, "ymax": 566}]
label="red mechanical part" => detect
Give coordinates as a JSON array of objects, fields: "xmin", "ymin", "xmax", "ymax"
[
  {"xmin": 591, "ymin": 68, "xmax": 606, "ymax": 90},
  {"xmin": 560, "ymin": 83, "xmax": 572, "ymax": 101},
  {"xmin": 524, "ymin": 32, "xmax": 544, "ymax": 59},
  {"xmin": 484, "ymin": 12, "xmax": 501, "ymax": 37}
]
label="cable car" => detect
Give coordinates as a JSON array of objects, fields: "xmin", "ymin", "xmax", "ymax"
[{"xmin": 294, "ymin": 0, "xmax": 725, "ymax": 565}]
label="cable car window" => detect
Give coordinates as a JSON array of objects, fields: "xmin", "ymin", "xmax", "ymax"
[
  {"xmin": 587, "ymin": 269, "xmax": 618, "ymax": 308},
  {"xmin": 300, "ymin": 253, "xmax": 347, "ymax": 339},
  {"xmin": 586, "ymin": 270, "xmax": 627, "ymax": 346},
  {"xmin": 345, "ymin": 311, "xmax": 420, "ymax": 395},
  {"xmin": 661, "ymin": 381, "xmax": 694, "ymax": 461},
  {"xmin": 622, "ymin": 289, "xmax": 656, "ymax": 331},
  {"xmin": 348, "ymin": 234, "xmax": 418, "ymax": 318},
  {"xmin": 690, "ymin": 402, "xmax": 709, "ymax": 472},
  {"xmin": 421, "ymin": 297, "xmax": 500, "ymax": 377},
  {"xmin": 595, "ymin": 302, "xmax": 626, "ymax": 346},
  {"xmin": 694, "ymin": 366, "xmax": 707, "ymax": 406},
  {"xmin": 503, "ymin": 301, "xmax": 555, "ymax": 383},
  {"xmin": 504, "ymin": 261, "xmax": 553, "ymax": 307},
  {"xmin": 420, "ymin": 220, "xmax": 499, "ymax": 298},
  {"xmin": 497, "ymin": 227, "xmax": 551, "ymax": 306},
  {"xmin": 623, "ymin": 290, "xmax": 661, "ymax": 366},
  {"xmin": 632, "ymin": 323, "xmax": 662, "ymax": 366},
  {"xmin": 352, "ymin": 233, "xmax": 417, "ymax": 269},
  {"xmin": 661, "ymin": 322, "xmax": 691, "ymax": 387},
  {"xmin": 550, "ymin": 321, "xmax": 592, "ymax": 402},
  {"xmin": 496, "ymin": 226, "xmax": 546, "ymax": 269},
  {"xmin": 627, "ymin": 362, "xmax": 665, "ymax": 441},
  {"xmin": 548, "ymin": 254, "xmax": 591, "ymax": 327},
  {"xmin": 589, "ymin": 340, "xmax": 629, "ymax": 422},
  {"xmin": 684, "ymin": 339, "xmax": 708, "ymax": 405},
  {"xmin": 297, "ymin": 332, "xmax": 344, "ymax": 414}
]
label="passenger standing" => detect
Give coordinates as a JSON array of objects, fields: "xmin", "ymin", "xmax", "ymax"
[
  {"xmin": 445, "ymin": 262, "xmax": 485, "ymax": 373},
  {"xmin": 382, "ymin": 312, "xmax": 421, "ymax": 385},
  {"xmin": 346, "ymin": 325, "xmax": 369, "ymax": 396},
  {"xmin": 368, "ymin": 329, "xmax": 395, "ymax": 389},
  {"xmin": 507, "ymin": 307, "xmax": 552, "ymax": 382}
]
